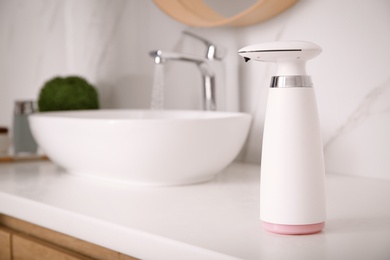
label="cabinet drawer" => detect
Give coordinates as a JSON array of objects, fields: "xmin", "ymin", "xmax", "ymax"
[
  {"xmin": 12, "ymin": 233, "xmax": 92, "ymax": 260},
  {"xmin": 0, "ymin": 215, "xmax": 138, "ymax": 260}
]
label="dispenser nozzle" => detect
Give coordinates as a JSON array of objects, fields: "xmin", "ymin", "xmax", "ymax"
[
  {"xmin": 244, "ymin": 57, "xmax": 251, "ymax": 62},
  {"xmin": 238, "ymin": 41, "xmax": 322, "ymax": 75}
]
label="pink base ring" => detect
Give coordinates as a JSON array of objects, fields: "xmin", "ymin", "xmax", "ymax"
[{"xmin": 262, "ymin": 221, "xmax": 325, "ymax": 235}]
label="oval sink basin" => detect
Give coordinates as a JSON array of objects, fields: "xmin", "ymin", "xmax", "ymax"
[{"xmin": 29, "ymin": 110, "xmax": 251, "ymax": 186}]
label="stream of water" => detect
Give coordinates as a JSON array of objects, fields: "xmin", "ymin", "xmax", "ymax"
[{"xmin": 150, "ymin": 64, "xmax": 165, "ymax": 110}]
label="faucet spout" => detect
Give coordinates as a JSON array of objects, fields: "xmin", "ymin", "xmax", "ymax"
[
  {"xmin": 150, "ymin": 50, "xmax": 206, "ymax": 66},
  {"xmin": 149, "ymin": 50, "xmax": 216, "ymax": 111}
]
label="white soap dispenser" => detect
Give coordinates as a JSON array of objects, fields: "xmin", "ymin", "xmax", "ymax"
[{"xmin": 238, "ymin": 41, "xmax": 326, "ymax": 235}]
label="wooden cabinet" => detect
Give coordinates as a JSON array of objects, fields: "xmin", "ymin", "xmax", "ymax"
[
  {"xmin": 0, "ymin": 215, "xmax": 138, "ymax": 260},
  {"xmin": 0, "ymin": 228, "xmax": 12, "ymax": 260}
]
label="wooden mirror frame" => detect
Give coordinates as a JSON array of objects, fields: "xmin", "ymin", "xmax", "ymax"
[{"xmin": 153, "ymin": 0, "xmax": 298, "ymax": 27}]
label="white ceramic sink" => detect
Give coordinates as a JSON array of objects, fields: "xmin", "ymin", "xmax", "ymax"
[{"xmin": 29, "ymin": 110, "xmax": 251, "ymax": 186}]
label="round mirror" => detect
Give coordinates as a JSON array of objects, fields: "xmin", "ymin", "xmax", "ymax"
[
  {"xmin": 203, "ymin": 0, "xmax": 259, "ymax": 18},
  {"xmin": 153, "ymin": 0, "xmax": 298, "ymax": 27}
]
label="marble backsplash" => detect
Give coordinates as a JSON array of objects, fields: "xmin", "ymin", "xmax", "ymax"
[
  {"xmin": 236, "ymin": 0, "xmax": 390, "ymax": 180},
  {"xmin": 0, "ymin": 0, "xmax": 389, "ymax": 180}
]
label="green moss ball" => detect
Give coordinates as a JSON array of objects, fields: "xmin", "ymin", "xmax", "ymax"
[{"xmin": 38, "ymin": 76, "xmax": 99, "ymax": 112}]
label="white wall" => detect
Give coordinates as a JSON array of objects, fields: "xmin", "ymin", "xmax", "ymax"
[
  {"xmin": 0, "ymin": 0, "xmax": 239, "ymax": 120},
  {"xmin": 0, "ymin": 0, "xmax": 188, "ymax": 116},
  {"xmin": 0, "ymin": 0, "xmax": 389, "ymax": 180}
]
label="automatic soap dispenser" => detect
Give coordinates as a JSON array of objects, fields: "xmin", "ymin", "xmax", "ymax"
[{"xmin": 238, "ymin": 41, "xmax": 326, "ymax": 235}]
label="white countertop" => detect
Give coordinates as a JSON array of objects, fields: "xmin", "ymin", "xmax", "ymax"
[{"xmin": 0, "ymin": 161, "xmax": 389, "ymax": 260}]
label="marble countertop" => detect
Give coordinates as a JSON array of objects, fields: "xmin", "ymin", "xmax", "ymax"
[{"xmin": 0, "ymin": 161, "xmax": 389, "ymax": 260}]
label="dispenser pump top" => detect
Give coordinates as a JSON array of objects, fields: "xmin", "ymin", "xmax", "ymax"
[{"xmin": 238, "ymin": 41, "xmax": 322, "ymax": 76}]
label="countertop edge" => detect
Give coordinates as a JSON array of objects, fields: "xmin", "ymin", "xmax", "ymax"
[{"xmin": 0, "ymin": 192, "xmax": 239, "ymax": 260}]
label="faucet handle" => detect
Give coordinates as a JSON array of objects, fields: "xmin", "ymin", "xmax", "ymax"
[{"xmin": 183, "ymin": 31, "xmax": 225, "ymax": 61}]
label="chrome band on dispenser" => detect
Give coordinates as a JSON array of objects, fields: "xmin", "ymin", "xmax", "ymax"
[{"xmin": 270, "ymin": 76, "xmax": 313, "ymax": 88}]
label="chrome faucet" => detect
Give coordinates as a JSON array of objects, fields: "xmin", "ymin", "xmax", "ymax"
[{"xmin": 149, "ymin": 32, "xmax": 223, "ymax": 111}]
